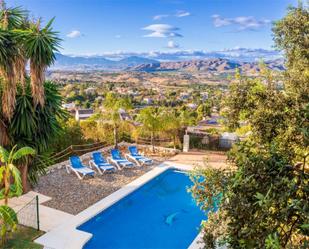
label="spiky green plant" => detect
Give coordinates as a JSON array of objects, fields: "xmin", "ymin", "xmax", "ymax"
[
  {"xmin": 0, "ymin": 205, "xmax": 18, "ymax": 246},
  {"xmin": 19, "ymin": 17, "xmax": 61, "ymax": 106},
  {"xmin": 0, "ymin": 145, "xmax": 35, "ymax": 205}
]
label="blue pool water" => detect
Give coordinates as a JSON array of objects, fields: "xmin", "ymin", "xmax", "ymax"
[{"xmin": 78, "ymin": 169, "xmax": 206, "ymax": 249}]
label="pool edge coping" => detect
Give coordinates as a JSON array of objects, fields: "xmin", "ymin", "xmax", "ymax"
[{"xmin": 35, "ymin": 162, "xmax": 203, "ymax": 249}]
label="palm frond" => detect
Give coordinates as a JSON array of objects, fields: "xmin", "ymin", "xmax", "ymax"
[
  {"xmin": 8, "ymin": 163, "xmax": 22, "ymax": 196},
  {"xmin": 0, "ymin": 205, "xmax": 18, "ymax": 225},
  {"xmin": 0, "ymin": 146, "xmax": 9, "ymax": 163},
  {"xmin": 0, "ymin": 29, "xmax": 19, "ymax": 120},
  {"xmin": 12, "ymin": 146, "xmax": 35, "ymax": 160},
  {"xmin": 22, "ymin": 18, "xmax": 61, "ymax": 106},
  {"xmin": 0, "ymin": 6, "xmax": 27, "ymax": 30}
]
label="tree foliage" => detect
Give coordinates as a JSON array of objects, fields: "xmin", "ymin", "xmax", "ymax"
[{"xmin": 191, "ymin": 3, "xmax": 309, "ymax": 248}]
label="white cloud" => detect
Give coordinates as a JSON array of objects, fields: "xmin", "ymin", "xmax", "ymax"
[
  {"xmin": 175, "ymin": 10, "xmax": 190, "ymax": 17},
  {"xmin": 142, "ymin": 24, "xmax": 183, "ymax": 38},
  {"xmin": 167, "ymin": 40, "xmax": 179, "ymax": 49},
  {"xmin": 66, "ymin": 30, "xmax": 82, "ymax": 38},
  {"xmin": 153, "ymin": 10, "xmax": 190, "ymax": 20},
  {"xmin": 153, "ymin": 14, "xmax": 169, "ymax": 20},
  {"xmin": 212, "ymin": 15, "xmax": 270, "ymax": 31},
  {"xmin": 115, "ymin": 35, "xmax": 122, "ymax": 38}
]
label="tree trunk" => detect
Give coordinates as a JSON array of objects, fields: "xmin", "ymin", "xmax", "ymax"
[
  {"xmin": 151, "ymin": 131, "xmax": 154, "ymax": 153},
  {"xmin": 173, "ymin": 134, "xmax": 176, "ymax": 150},
  {"xmin": 20, "ymin": 163, "xmax": 30, "ymax": 193},
  {"xmin": 4, "ymin": 170, "xmax": 9, "ymax": 205},
  {"xmin": 114, "ymin": 125, "xmax": 118, "ymax": 149}
]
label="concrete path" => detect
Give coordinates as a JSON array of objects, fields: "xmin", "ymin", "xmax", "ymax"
[{"xmin": 1, "ymin": 191, "xmax": 73, "ymax": 232}]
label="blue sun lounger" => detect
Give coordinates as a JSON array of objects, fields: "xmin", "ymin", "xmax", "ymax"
[
  {"xmin": 110, "ymin": 149, "xmax": 135, "ymax": 170},
  {"xmin": 126, "ymin": 146, "xmax": 153, "ymax": 166},
  {"xmin": 67, "ymin": 155, "xmax": 95, "ymax": 179},
  {"xmin": 90, "ymin": 152, "xmax": 116, "ymax": 174}
]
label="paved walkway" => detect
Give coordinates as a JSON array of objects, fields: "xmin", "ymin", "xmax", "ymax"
[
  {"xmin": 2, "ymin": 191, "xmax": 73, "ymax": 232},
  {"xmin": 166, "ymin": 150, "xmax": 227, "ymax": 169}
]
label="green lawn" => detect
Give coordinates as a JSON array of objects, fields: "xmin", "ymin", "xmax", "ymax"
[{"xmin": 4, "ymin": 225, "xmax": 44, "ymax": 249}]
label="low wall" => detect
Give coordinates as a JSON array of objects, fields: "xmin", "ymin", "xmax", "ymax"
[{"xmin": 46, "ymin": 142, "xmax": 180, "ymax": 174}]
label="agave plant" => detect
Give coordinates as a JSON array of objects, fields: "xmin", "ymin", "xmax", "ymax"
[{"xmin": 0, "ymin": 145, "xmax": 35, "ymax": 205}]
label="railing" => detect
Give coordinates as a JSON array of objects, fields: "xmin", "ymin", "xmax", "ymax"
[{"xmin": 50, "ymin": 141, "xmax": 111, "ymax": 163}]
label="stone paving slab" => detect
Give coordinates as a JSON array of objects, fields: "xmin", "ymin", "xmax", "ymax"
[
  {"xmin": 166, "ymin": 150, "xmax": 227, "ymax": 169},
  {"xmin": 0, "ymin": 191, "xmax": 73, "ymax": 233}
]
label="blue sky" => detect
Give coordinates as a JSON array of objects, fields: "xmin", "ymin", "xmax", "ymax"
[{"xmin": 8, "ymin": 0, "xmax": 297, "ymax": 55}]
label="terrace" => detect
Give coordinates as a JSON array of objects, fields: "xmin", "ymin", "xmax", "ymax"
[{"xmin": 7, "ymin": 143, "xmax": 227, "ymax": 249}]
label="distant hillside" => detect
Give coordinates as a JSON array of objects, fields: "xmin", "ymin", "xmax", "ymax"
[
  {"xmin": 53, "ymin": 54, "xmax": 158, "ymax": 70},
  {"xmin": 129, "ymin": 58, "xmax": 285, "ymax": 73},
  {"xmin": 51, "ymin": 52, "xmax": 284, "ymax": 73}
]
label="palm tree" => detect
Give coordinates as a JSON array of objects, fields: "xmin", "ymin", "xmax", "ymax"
[
  {"xmin": 21, "ymin": 18, "xmax": 61, "ymax": 106},
  {"xmin": 0, "ymin": 145, "xmax": 35, "ymax": 205},
  {"xmin": 163, "ymin": 110, "xmax": 182, "ymax": 149},
  {"xmin": 0, "ymin": 2, "xmax": 62, "ymax": 192},
  {"xmin": 137, "ymin": 107, "xmax": 164, "ymax": 152},
  {"xmin": 103, "ymin": 93, "xmax": 132, "ymax": 148},
  {"xmin": 0, "ymin": 5, "xmax": 24, "ymax": 120},
  {"xmin": 9, "ymin": 81, "xmax": 66, "ymax": 190},
  {"xmin": 0, "ymin": 2, "xmax": 60, "ymax": 120}
]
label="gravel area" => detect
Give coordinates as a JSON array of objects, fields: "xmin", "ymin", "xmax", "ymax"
[{"xmin": 34, "ymin": 156, "xmax": 170, "ymax": 215}]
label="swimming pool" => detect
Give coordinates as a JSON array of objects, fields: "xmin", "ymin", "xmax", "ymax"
[{"xmin": 78, "ymin": 169, "xmax": 206, "ymax": 249}]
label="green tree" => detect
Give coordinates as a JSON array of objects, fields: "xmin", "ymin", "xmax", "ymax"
[
  {"xmin": 0, "ymin": 2, "xmax": 62, "ymax": 191},
  {"xmin": 0, "ymin": 81, "xmax": 66, "ymax": 191},
  {"xmin": 190, "ymin": 3, "xmax": 309, "ymax": 248},
  {"xmin": 103, "ymin": 93, "xmax": 132, "ymax": 148},
  {"xmin": 0, "ymin": 2, "xmax": 60, "ymax": 120},
  {"xmin": 137, "ymin": 107, "xmax": 164, "ymax": 152},
  {"xmin": 196, "ymin": 102, "xmax": 212, "ymax": 121},
  {"xmin": 163, "ymin": 109, "xmax": 182, "ymax": 149}
]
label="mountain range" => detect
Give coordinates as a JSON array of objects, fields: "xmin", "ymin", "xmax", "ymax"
[
  {"xmin": 54, "ymin": 54, "xmax": 158, "ymax": 70},
  {"xmin": 129, "ymin": 58, "xmax": 285, "ymax": 73},
  {"xmin": 52, "ymin": 48, "xmax": 284, "ymax": 72}
]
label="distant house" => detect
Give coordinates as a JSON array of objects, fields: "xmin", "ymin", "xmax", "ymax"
[
  {"xmin": 95, "ymin": 96, "xmax": 104, "ymax": 102},
  {"xmin": 62, "ymin": 102, "xmax": 75, "ymax": 110},
  {"xmin": 127, "ymin": 90, "xmax": 140, "ymax": 96},
  {"xmin": 74, "ymin": 109, "xmax": 94, "ymax": 121},
  {"xmin": 179, "ymin": 92, "xmax": 190, "ymax": 100},
  {"xmin": 119, "ymin": 109, "xmax": 132, "ymax": 121},
  {"xmin": 198, "ymin": 114, "xmax": 223, "ymax": 127},
  {"xmin": 143, "ymin": 98, "xmax": 153, "ymax": 105},
  {"xmin": 201, "ymin": 92, "xmax": 209, "ymax": 101},
  {"xmin": 187, "ymin": 103, "xmax": 198, "ymax": 109},
  {"xmin": 85, "ymin": 87, "xmax": 96, "ymax": 95},
  {"xmin": 219, "ymin": 132, "xmax": 239, "ymax": 149}
]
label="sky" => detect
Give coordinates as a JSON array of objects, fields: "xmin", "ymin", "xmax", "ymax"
[{"xmin": 8, "ymin": 0, "xmax": 298, "ymax": 55}]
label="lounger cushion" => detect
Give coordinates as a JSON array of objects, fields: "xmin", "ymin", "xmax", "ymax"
[
  {"xmin": 97, "ymin": 164, "xmax": 115, "ymax": 170},
  {"xmin": 76, "ymin": 167, "xmax": 95, "ymax": 175}
]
